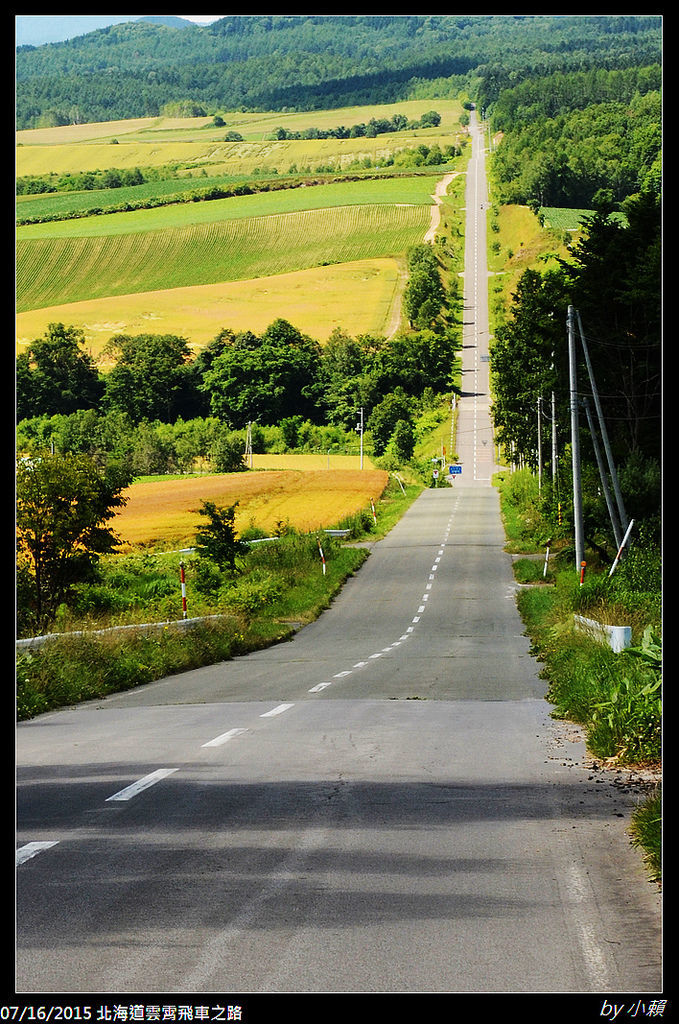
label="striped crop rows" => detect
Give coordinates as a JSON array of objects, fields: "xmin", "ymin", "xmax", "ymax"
[{"xmin": 16, "ymin": 204, "xmax": 429, "ymax": 312}]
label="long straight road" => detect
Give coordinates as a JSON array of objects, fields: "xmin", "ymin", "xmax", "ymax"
[{"xmin": 16, "ymin": 111, "xmax": 661, "ymax": 998}]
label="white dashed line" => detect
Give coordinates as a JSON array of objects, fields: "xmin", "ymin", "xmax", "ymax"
[
  {"xmin": 202, "ymin": 728, "xmax": 248, "ymax": 748},
  {"xmin": 260, "ymin": 703, "xmax": 294, "ymax": 717},
  {"xmin": 16, "ymin": 841, "xmax": 59, "ymax": 866},
  {"xmin": 106, "ymin": 768, "xmax": 178, "ymax": 802}
]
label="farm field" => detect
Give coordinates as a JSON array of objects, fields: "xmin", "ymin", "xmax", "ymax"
[
  {"xmin": 16, "ymin": 132, "xmax": 458, "ymax": 180},
  {"xmin": 16, "ymin": 98, "xmax": 463, "ymax": 149},
  {"xmin": 16, "ymin": 102, "xmax": 463, "ymax": 350},
  {"xmin": 539, "ymin": 206, "xmax": 627, "ymax": 231},
  {"xmin": 114, "ymin": 466, "xmax": 389, "ymax": 549},
  {"xmin": 16, "ymin": 175, "xmax": 437, "ymax": 237},
  {"xmin": 16, "ymin": 203, "xmax": 427, "ymax": 314},
  {"xmin": 16, "ymin": 258, "xmax": 405, "ymax": 355}
]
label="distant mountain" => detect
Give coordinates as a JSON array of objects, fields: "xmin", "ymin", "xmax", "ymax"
[
  {"xmin": 15, "ymin": 14, "xmax": 662, "ymax": 130},
  {"xmin": 15, "ymin": 15, "xmax": 195, "ymax": 48}
]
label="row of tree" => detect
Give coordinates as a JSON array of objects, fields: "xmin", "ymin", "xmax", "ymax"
[
  {"xmin": 269, "ymin": 110, "xmax": 441, "ymax": 140},
  {"xmin": 17, "ymin": 318, "xmax": 459, "ymax": 436},
  {"xmin": 17, "ymin": 244, "xmax": 458, "ymax": 432},
  {"xmin": 489, "ymin": 190, "xmax": 661, "ymax": 538}
]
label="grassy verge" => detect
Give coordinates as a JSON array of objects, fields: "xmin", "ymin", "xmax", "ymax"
[
  {"xmin": 495, "ymin": 468, "xmax": 662, "ymax": 884},
  {"xmin": 16, "ymin": 477, "xmax": 421, "ymax": 721}
]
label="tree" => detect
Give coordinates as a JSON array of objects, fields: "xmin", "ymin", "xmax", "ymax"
[
  {"xmin": 403, "ymin": 245, "xmax": 447, "ymax": 328},
  {"xmin": 16, "ymin": 323, "xmax": 103, "ymax": 421},
  {"xmin": 489, "ymin": 268, "xmax": 567, "ymax": 468},
  {"xmin": 16, "ymin": 452, "xmax": 132, "ymax": 633},
  {"xmin": 194, "ymin": 501, "xmax": 247, "ymax": 575},
  {"xmin": 103, "ymin": 333, "xmax": 196, "ymax": 423},
  {"xmin": 200, "ymin": 320, "xmax": 323, "ymax": 427},
  {"xmin": 388, "ymin": 418, "xmax": 416, "ymax": 462},
  {"xmin": 368, "ymin": 388, "xmax": 413, "ymax": 456}
]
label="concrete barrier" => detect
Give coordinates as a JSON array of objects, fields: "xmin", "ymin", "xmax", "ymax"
[
  {"xmin": 574, "ymin": 614, "xmax": 631, "ymax": 653},
  {"xmin": 16, "ymin": 613, "xmax": 228, "ymax": 651}
]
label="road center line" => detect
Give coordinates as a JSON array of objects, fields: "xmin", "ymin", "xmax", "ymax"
[
  {"xmin": 16, "ymin": 841, "xmax": 59, "ymax": 866},
  {"xmin": 106, "ymin": 768, "xmax": 178, "ymax": 802},
  {"xmin": 260, "ymin": 703, "xmax": 294, "ymax": 717},
  {"xmin": 202, "ymin": 727, "xmax": 248, "ymax": 748}
]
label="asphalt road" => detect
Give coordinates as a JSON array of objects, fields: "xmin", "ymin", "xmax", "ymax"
[{"xmin": 15, "ymin": 112, "xmax": 662, "ymax": 998}]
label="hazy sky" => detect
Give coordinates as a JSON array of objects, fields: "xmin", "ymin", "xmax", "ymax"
[
  {"xmin": 15, "ymin": 15, "xmax": 228, "ymax": 46},
  {"xmin": 178, "ymin": 16, "xmax": 225, "ymax": 23}
]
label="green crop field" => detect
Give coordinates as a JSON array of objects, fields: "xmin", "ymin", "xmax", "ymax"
[
  {"xmin": 16, "ymin": 203, "xmax": 429, "ymax": 312},
  {"xmin": 539, "ymin": 207, "xmax": 627, "ymax": 232},
  {"xmin": 16, "ymin": 175, "xmax": 437, "ymax": 238}
]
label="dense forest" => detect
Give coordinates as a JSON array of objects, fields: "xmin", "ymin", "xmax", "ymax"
[
  {"xmin": 16, "ymin": 14, "xmax": 661, "ymax": 129},
  {"xmin": 488, "ymin": 65, "xmax": 661, "ymax": 207}
]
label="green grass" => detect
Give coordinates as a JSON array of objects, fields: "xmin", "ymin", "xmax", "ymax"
[
  {"xmin": 539, "ymin": 207, "xmax": 627, "ymax": 232},
  {"xmin": 16, "ymin": 536, "xmax": 368, "ymax": 719},
  {"xmin": 630, "ymin": 786, "xmax": 662, "ymax": 883}
]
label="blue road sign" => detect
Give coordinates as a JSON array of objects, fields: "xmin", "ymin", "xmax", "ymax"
[{"xmin": 449, "ymin": 465, "xmax": 462, "ymax": 474}]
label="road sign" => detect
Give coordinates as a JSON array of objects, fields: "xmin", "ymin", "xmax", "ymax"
[{"xmin": 449, "ymin": 465, "xmax": 462, "ymax": 475}]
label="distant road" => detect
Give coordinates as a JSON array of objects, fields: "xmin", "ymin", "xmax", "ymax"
[{"xmin": 16, "ymin": 110, "xmax": 661, "ymax": 996}]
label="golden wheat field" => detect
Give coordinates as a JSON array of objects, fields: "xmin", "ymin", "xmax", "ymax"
[
  {"xmin": 16, "ymin": 258, "xmax": 405, "ymax": 355},
  {"xmin": 114, "ymin": 467, "xmax": 388, "ymax": 549}
]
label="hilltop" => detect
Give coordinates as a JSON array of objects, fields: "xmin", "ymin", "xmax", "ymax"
[{"xmin": 16, "ymin": 14, "xmax": 662, "ymax": 129}]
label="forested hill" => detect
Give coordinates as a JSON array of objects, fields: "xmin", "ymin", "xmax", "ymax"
[{"xmin": 16, "ymin": 14, "xmax": 661, "ymax": 129}]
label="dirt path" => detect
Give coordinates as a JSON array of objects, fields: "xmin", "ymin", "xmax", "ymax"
[
  {"xmin": 385, "ymin": 171, "xmax": 460, "ymax": 336},
  {"xmin": 424, "ymin": 171, "xmax": 458, "ymax": 243}
]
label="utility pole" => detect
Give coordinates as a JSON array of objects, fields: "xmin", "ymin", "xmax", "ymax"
[
  {"xmin": 356, "ymin": 407, "xmax": 364, "ymax": 470},
  {"xmin": 551, "ymin": 388, "xmax": 558, "ymax": 482},
  {"xmin": 583, "ymin": 396, "xmax": 622, "ymax": 548},
  {"xmin": 245, "ymin": 422, "xmax": 253, "ymax": 469},
  {"xmin": 550, "ymin": 350, "xmax": 558, "ymax": 483},
  {"xmin": 537, "ymin": 396, "xmax": 542, "ymax": 494},
  {"xmin": 575, "ymin": 309, "xmax": 629, "ymax": 537},
  {"xmin": 568, "ymin": 306, "xmax": 585, "ymax": 571}
]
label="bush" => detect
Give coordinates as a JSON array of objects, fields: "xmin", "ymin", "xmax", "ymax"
[{"xmin": 220, "ymin": 569, "xmax": 284, "ymax": 614}]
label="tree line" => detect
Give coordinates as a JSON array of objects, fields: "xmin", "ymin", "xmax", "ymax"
[
  {"xmin": 489, "ymin": 189, "xmax": 661, "ymax": 547},
  {"xmin": 17, "ymin": 244, "xmax": 459, "ymax": 468},
  {"xmin": 16, "ymin": 15, "xmax": 660, "ymax": 129},
  {"xmin": 488, "ymin": 65, "xmax": 661, "ymax": 208},
  {"xmin": 269, "ymin": 109, "xmax": 441, "ymax": 140}
]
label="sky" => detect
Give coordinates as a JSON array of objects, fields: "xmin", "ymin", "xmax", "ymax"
[
  {"xmin": 15, "ymin": 15, "xmax": 227, "ymax": 47},
  {"xmin": 178, "ymin": 16, "xmax": 224, "ymax": 23}
]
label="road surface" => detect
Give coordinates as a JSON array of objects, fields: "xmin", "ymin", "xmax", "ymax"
[{"xmin": 16, "ymin": 111, "xmax": 661, "ymax": 998}]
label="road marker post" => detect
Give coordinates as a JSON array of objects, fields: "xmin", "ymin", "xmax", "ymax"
[{"xmin": 179, "ymin": 559, "xmax": 188, "ymax": 618}]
